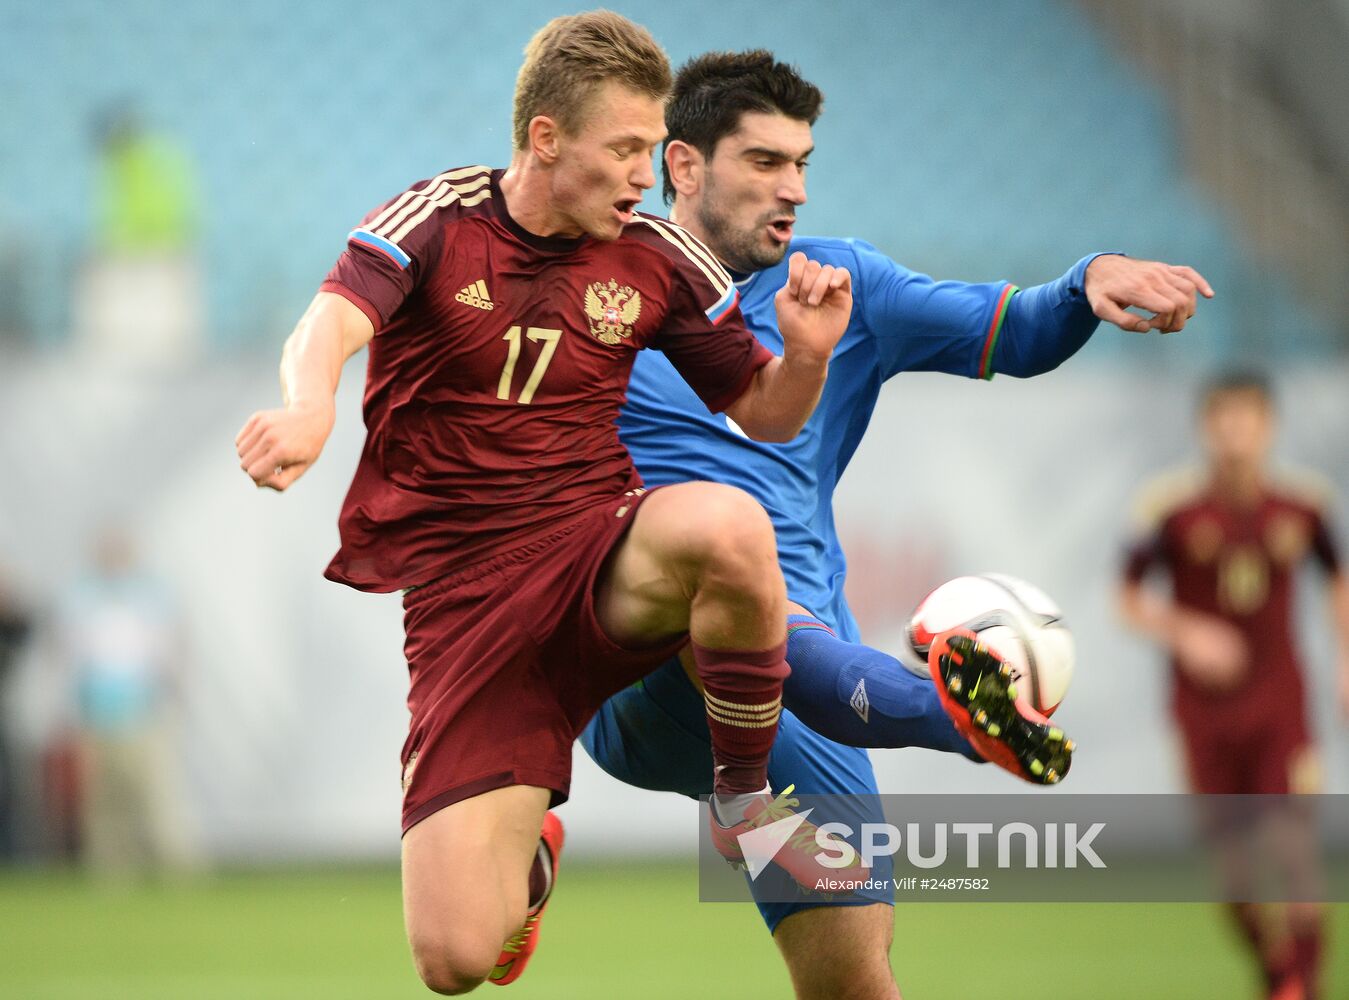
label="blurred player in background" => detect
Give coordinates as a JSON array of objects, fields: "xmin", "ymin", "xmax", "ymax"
[
  {"xmin": 1121, "ymin": 372, "xmax": 1349, "ymax": 1000},
  {"xmin": 58, "ymin": 523, "xmax": 192, "ymax": 878},
  {"xmin": 581, "ymin": 50, "xmax": 1213, "ymax": 1000},
  {"xmin": 235, "ymin": 12, "xmax": 853, "ymax": 995}
]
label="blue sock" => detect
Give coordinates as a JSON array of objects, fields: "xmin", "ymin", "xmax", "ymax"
[{"xmin": 784, "ymin": 615, "xmax": 980, "ymax": 760}]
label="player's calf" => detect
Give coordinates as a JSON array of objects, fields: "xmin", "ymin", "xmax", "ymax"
[
  {"xmin": 781, "ymin": 615, "xmax": 979, "ymax": 756},
  {"xmin": 672, "ymin": 486, "xmax": 790, "ymax": 801},
  {"xmin": 774, "ymin": 903, "xmax": 902, "ymax": 1000},
  {"xmin": 401, "ymin": 785, "xmax": 550, "ymax": 994},
  {"xmin": 596, "ymin": 482, "xmax": 790, "ymax": 800},
  {"xmin": 489, "ymin": 811, "xmax": 564, "ymax": 987},
  {"xmin": 928, "ymin": 629, "xmax": 1073, "ymax": 785},
  {"xmin": 679, "ymin": 482, "xmax": 787, "ymax": 650}
]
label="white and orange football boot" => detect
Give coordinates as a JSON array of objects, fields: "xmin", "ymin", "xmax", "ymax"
[{"xmin": 928, "ymin": 628, "xmax": 1074, "ymax": 785}]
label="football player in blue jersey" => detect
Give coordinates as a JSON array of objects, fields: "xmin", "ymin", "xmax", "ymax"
[{"xmin": 581, "ymin": 51, "xmax": 1212, "ymax": 999}]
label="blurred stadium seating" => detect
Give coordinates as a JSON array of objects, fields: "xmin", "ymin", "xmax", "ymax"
[{"xmin": 1, "ymin": 0, "xmax": 1342, "ymax": 355}]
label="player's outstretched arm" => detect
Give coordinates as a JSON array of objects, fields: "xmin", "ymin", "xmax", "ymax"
[
  {"xmin": 1085, "ymin": 255, "xmax": 1214, "ymax": 334},
  {"xmin": 723, "ymin": 251, "xmax": 851, "ymax": 442},
  {"xmin": 235, "ymin": 291, "xmax": 375, "ymax": 491}
]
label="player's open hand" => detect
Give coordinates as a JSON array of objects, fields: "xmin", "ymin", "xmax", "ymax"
[
  {"xmin": 235, "ymin": 403, "xmax": 335, "ymax": 492},
  {"xmin": 1171, "ymin": 610, "xmax": 1248, "ymax": 691},
  {"xmin": 774, "ymin": 251, "xmax": 852, "ymax": 364},
  {"xmin": 1085, "ymin": 255, "xmax": 1213, "ymax": 334}
]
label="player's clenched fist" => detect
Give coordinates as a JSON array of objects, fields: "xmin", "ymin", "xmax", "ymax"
[
  {"xmin": 235, "ymin": 402, "xmax": 334, "ymax": 492},
  {"xmin": 774, "ymin": 251, "xmax": 852, "ymax": 364}
]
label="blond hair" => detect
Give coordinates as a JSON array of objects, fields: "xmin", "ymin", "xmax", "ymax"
[{"xmin": 513, "ymin": 10, "xmax": 671, "ymax": 150}]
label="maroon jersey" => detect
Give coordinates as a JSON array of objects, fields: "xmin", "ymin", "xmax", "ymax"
[
  {"xmin": 1123, "ymin": 467, "xmax": 1341, "ymax": 730},
  {"xmin": 318, "ymin": 166, "xmax": 771, "ymax": 592}
]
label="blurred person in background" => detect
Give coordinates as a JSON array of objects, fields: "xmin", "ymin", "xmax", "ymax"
[
  {"xmin": 73, "ymin": 101, "xmax": 203, "ymax": 365},
  {"xmin": 0, "ymin": 561, "xmax": 33, "ymax": 861},
  {"xmin": 57, "ymin": 522, "xmax": 194, "ymax": 879},
  {"xmin": 1120, "ymin": 371, "xmax": 1349, "ymax": 1000}
]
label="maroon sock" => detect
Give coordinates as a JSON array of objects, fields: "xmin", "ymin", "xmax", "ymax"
[
  {"xmin": 1293, "ymin": 925, "xmax": 1323, "ymax": 999},
  {"xmin": 1227, "ymin": 904, "xmax": 1281, "ymax": 989},
  {"xmin": 692, "ymin": 641, "xmax": 788, "ymax": 796}
]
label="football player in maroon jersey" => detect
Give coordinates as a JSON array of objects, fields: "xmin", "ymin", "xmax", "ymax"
[
  {"xmin": 1121, "ymin": 371, "xmax": 1349, "ymax": 1000},
  {"xmin": 235, "ymin": 11, "xmax": 854, "ymax": 994}
]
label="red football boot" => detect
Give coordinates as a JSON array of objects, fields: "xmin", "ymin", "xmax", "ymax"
[
  {"xmin": 489, "ymin": 811, "xmax": 564, "ymax": 987},
  {"xmin": 708, "ymin": 784, "xmax": 871, "ymax": 890},
  {"xmin": 1268, "ymin": 974, "xmax": 1307, "ymax": 1000},
  {"xmin": 928, "ymin": 628, "xmax": 1074, "ymax": 785}
]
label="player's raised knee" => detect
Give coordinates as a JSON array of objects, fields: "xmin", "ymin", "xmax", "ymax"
[{"xmin": 678, "ymin": 482, "xmax": 778, "ymax": 566}]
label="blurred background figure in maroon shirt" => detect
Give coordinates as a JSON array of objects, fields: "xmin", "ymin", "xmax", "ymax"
[{"xmin": 1120, "ymin": 371, "xmax": 1349, "ymax": 1000}]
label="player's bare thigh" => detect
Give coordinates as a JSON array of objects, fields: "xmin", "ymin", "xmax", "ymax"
[
  {"xmin": 773, "ymin": 903, "xmax": 902, "ymax": 1000},
  {"xmin": 402, "ymin": 783, "xmax": 550, "ymax": 993},
  {"xmin": 595, "ymin": 480, "xmax": 785, "ymax": 650}
]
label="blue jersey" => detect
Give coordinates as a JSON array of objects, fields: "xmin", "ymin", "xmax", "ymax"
[{"xmin": 619, "ymin": 237, "xmax": 1103, "ymax": 640}]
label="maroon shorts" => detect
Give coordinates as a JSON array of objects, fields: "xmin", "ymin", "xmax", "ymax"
[
  {"xmin": 1177, "ymin": 709, "xmax": 1314, "ymax": 795},
  {"xmin": 398, "ymin": 487, "xmax": 683, "ymax": 833}
]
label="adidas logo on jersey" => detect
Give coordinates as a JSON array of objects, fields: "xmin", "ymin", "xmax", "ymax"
[{"xmin": 455, "ymin": 279, "xmax": 494, "ymax": 310}]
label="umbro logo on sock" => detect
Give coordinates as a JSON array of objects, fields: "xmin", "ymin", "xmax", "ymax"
[
  {"xmin": 850, "ymin": 678, "xmax": 870, "ymax": 724},
  {"xmin": 455, "ymin": 279, "xmax": 494, "ymax": 310}
]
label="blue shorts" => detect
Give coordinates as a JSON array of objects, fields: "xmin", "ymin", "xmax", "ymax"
[{"xmin": 579, "ymin": 656, "xmax": 893, "ymax": 932}]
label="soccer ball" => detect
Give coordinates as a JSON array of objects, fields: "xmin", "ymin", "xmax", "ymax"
[{"xmin": 900, "ymin": 573, "xmax": 1074, "ymax": 716}]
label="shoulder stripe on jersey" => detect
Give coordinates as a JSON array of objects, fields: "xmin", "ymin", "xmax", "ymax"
[
  {"xmin": 364, "ymin": 165, "xmax": 488, "ymax": 235},
  {"xmin": 1269, "ymin": 466, "xmax": 1335, "ymax": 510},
  {"xmin": 364, "ymin": 166, "xmax": 491, "ymax": 250},
  {"xmin": 659, "ymin": 217, "xmax": 735, "ymax": 293},
  {"xmin": 634, "ymin": 217, "xmax": 732, "ymax": 298},
  {"xmin": 1130, "ymin": 465, "xmax": 1206, "ymax": 534},
  {"xmin": 381, "ymin": 173, "xmax": 489, "ymax": 243},
  {"xmin": 349, "ymin": 228, "xmax": 412, "ymax": 269},
  {"xmin": 363, "ymin": 169, "xmax": 454, "ymax": 235},
  {"xmin": 706, "ymin": 283, "xmax": 740, "ymax": 324},
  {"xmin": 648, "ymin": 217, "xmax": 732, "ymax": 291},
  {"xmin": 978, "ymin": 283, "xmax": 1019, "ymax": 380},
  {"xmin": 385, "ymin": 173, "xmax": 492, "ymax": 244}
]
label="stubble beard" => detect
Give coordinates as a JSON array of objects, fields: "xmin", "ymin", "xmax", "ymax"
[{"xmin": 696, "ymin": 179, "xmax": 790, "ymax": 274}]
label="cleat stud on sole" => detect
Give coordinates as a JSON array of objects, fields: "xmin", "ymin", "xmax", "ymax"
[
  {"xmin": 1048, "ymin": 728, "xmax": 1063, "ymax": 741},
  {"xmin": 986, "ymin": 723, "xmax": 1001, "ymax": 738},
  {"xmin": 998, "ymin": 662, "xmax": 1013, "ymax": 680},
  {"xmin": 948, "ymin": 676, "xmax": 962, "ymax": 694},
  {"xmin": 1029, "ymin": 759, "xmax": 1045, "ymax": 777},
  {"xmin": 1046, "ymin": 768, "xmax": 1060, "ymax": 784},
  {"xmin": 973, "ymin": 709, "xmax": 989, "ymax": 727},
  {"xmin": 1006, "ymin": 684, "xmax": 1018, "ymax": 700},
  {"xmin": 1064, "ymin": 739, "xmax": 1076, "ymax": 753}
]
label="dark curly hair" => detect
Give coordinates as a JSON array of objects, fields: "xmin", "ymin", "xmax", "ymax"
[{"xmin": 662, "ymin": 50, "xmax": 823, "ymax": 204}]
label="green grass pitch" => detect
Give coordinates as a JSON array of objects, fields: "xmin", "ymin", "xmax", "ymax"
[{"xmin": 1, "ymin": 862, "xmax": 1344, "ymax": 998}]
